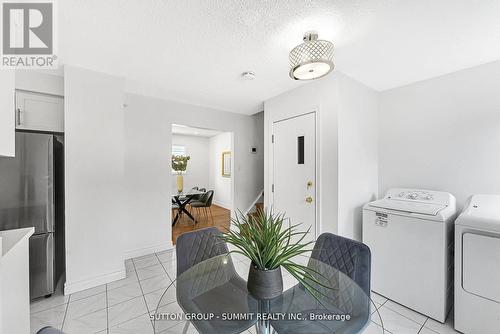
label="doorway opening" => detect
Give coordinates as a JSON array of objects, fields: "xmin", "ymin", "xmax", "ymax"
[{"xmin": 171, "ymin": 124, "xmax": 234, "ymax": 244}]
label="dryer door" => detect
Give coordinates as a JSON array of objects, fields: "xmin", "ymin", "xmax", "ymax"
[{"xmin": 463, "ymin": 233, "xmax": 500, "ymax": 303}]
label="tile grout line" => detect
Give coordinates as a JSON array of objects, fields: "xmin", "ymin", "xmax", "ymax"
[
  {"xmin": 156, "ymin": 252, "xmax": 176, "ymax": 284},
  {"xmin": 133, "ymin": 257, "xmax": 155, "ymax": 332},
  {"xmin": 417, "ymin": 318, "xmax": 430, "ymax": 334},
  {"xmin": 379, "ymin": 299, "xmax": 430, "ymax": 328},
  {"xmin": 105, "ymin": 283, "xmax": 110, "ymax": 334},
  {"xmin": 371, "ymin": 298, "xmax": 388, "ymax": 333},
  {"xmin": 60, "ymin": 294, "xmax": 71, "ymax": 331}
]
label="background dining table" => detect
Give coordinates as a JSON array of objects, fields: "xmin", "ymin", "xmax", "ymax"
[{"xmin": 172, "ymin": 189, "xmax": 206, "ymax": 226}]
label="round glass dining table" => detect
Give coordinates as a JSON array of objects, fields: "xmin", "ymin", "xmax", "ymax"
[{"xmin": 152, "ymin": 254, "xmax": 381, "ymax": 334}]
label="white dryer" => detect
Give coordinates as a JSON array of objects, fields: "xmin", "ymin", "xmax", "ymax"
[
  {"xmin": 363, "ymin": 188, "xmax": 457, "ymax": 322},
  {"xmin": 455, "ymin": 195, "xmax": 500, "ymax": 334}
]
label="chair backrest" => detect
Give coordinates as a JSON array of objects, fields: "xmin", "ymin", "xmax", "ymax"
[
  {"xmin": 203, "ymin": 190, "xmax": 214, "ymax": 206},
  {"xmin": 310, "ymin": 233, "xmax": 371, "ymax": 296},
  {"xmin": 176, "ymin": 227, "xmax": 228, "ymax": 276}
]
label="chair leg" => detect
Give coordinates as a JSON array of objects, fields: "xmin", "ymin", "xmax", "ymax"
[
  {"xmin": 204, "ymin": 207, "xmax": 209, "ymax": 223},
  {"xmin": 209, "ymin": 207, "xmax": 214, "ymax": 225}
]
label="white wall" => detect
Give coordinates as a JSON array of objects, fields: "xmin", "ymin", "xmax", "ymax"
[
  {"xmin": 264, "ymin": 72, "xmax": 378, "ymax": 239},
  {"xmin": 123, "ymin": 93, "xmax": 263, "ymax": 258},
  {"xmin": 265, "ymin": 76, "xmax": 339, "ymax": 235},
  {"xmin": 64, "ymin": 66, "xmax": 126, "ymax": 294},
  {"xmin": 338, "ymin": 74, "xmax": 379, "ymax": 240},
  {"xmin": 379, "ymin": 60, "xmax": 500, "ymax": 209},
  {"xmin": 171, "ymin": 134, "xmax": 209, "ymax": 193},
  {"xmin": 209, "ymin": 132, "xmax": 232, "ymax": 209},
  {"xmin": 15, "ymin": 70, "xmax": 64, "ymax": 96},
  {"xmin": 253, "ymin": 111, "xmax": 265, "ymax": 197},
  {"xmin": 0, "ymin": 70, "xmax": 15, "ymax": 157}
]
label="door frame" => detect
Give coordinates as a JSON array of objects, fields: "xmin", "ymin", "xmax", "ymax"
[{"xmin": 269, "ymin": 109, "xmax": 320, "ymax": 241}]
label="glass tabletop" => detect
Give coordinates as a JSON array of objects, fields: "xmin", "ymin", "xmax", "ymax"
[
  {"xmin": 152, "ymin": 254, "xmax": 380, "ymax": 334},
  {"xmin": 172, "ymin": 190, "xmax": 205, "ymax": 197}
]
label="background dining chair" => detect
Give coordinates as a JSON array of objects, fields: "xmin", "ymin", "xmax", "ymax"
[
  {"xmin": 185, "ymin": 186, "xmax": 204, "ymax": 206},
  {"xmin": 190, "ymin": 190, "xmax": 214, "ymax": 224},
  {"xmin": 172, "ymin": 198, "xmax": 181, "ymax": 221},
  {"xmin": 179, "ymin": 186, "xmax": 199, "ymax": 201},
  {"xmin": 176, "ymin": 227, "xmax": 228, "ymax": 276},
  {"xmin": 270, "ymin": 233, "xmax": 371, "ymax": 334}
]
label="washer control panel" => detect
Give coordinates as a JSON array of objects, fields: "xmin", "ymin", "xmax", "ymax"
[
  {"xmin": 384, "ymin": 188, "xmax": 452, "ymax": 206},
  {"xmin": 395, "ymin": 190, "xmax": 434, "ymax": 201}
]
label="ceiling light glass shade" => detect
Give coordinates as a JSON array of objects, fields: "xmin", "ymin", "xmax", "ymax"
[{"xmin": 289, "ymin": 31, "xmax": 335, "ymax": 80}]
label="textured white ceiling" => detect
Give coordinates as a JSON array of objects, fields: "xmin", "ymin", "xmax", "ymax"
[{"xmin": 59, "ymin": 0, "xmax": 500, "ymax": 114}]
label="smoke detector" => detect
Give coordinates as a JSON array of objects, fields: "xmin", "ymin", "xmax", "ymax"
[{"xmin": 241, "ymin": 71, "xmax": 256, "ymax": 80}]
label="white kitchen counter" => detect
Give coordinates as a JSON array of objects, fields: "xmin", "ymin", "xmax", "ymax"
[{"xmin": 0, "ymin": 227, "xmax": 34, "ymax": 334}]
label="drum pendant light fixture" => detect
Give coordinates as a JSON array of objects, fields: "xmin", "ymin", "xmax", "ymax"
[{"xmin": 289, "ymin": 31, "xmax": 335, "ymax": 80}]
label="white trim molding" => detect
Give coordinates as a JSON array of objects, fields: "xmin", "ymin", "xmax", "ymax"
[
  {"xmin": 244, "ymin": 189, "xmax": 264, "ymax": 215},
  {"xmin": 213, "ymin": 200, "xmax": 232, "ymax": 211},
  {"xmin": 123, "ymin": 241, "xmax": 174, "ymax": 260},
  {"xmin": 64, "ymin": 269, "xmax": 126, "ymax": 295}
]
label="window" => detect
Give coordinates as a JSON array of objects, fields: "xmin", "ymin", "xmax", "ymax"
[{"xmin": 172, "ymin": 145, "xmax": 186, "ymax": 157}]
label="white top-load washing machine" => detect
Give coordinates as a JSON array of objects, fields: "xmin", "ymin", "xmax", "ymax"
[
  {"xmin": 363, "ymin": 188, "xmax": 457, "ymax": 322},
  {"xmin": 455, "ymin": 195, "xmax": 500, "ymax": 334}
]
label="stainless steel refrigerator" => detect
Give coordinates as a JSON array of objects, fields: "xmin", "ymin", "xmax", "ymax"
[{"xmin": 0, "ymin": 131, "xmax": 64, "ymax": 299}]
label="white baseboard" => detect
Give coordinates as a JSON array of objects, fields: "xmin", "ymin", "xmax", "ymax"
[
  {"xmin": 124, "ymin": 241, "xmax": 174, "ymax": 260},
  {"xmin": 64, "ymin": 269, "xmax": 126, "ymax": 295},
  {"xmin": 245, "ymin": 189, "xmax": 264, "ymax": 215},
  {"xmin": 213, "ymin": 200, "xmax": 232, "ymax": 211}
]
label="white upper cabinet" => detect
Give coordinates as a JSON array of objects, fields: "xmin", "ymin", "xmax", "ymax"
[{"xmin": 15, "ymin": 91, "xmax": 64, "ymax": 132}]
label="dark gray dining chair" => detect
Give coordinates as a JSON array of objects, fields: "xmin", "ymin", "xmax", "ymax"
[
  {"xmin": 176, "ymin": 227, "xmax": 228, "ymax": 276},
  {"xmin": 175, "ymin": 228, "xmax": 256, "ymax": 334},
  {"xmin": 270, "ymin": 233, "xmax": 371, "ymax": 334},
  {"xmin": 190, "ymin": 190, "xmax": 215, "ymax": 224},
  {"xmin": 37, "ymin": 327, "xmax": 65, "ymax": 334},
  {"xmin": 310, "ymin": 233, "xmax": 371, "ymax": 295},
  {"xmin": 184, "ymin": 186, "xmax": 203, "ymax": 209}
]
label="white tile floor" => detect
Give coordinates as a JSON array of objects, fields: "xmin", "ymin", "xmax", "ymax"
[{"xmin": 30, "ymin": 250, "xmax": 461, "ymax": 334}]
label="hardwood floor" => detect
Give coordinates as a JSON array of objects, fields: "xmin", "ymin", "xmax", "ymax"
[{"xmin": 171, "ymin": 204, "xmax": 231, "ymax": 245}]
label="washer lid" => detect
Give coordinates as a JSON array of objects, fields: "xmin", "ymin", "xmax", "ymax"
[
  {"xmin": 368, "ymin": 199, "xmax": 446, "ymax": 216},
  {"xmin": 456, "ymin": 194, "xmax": 500, "ymax": 232}
]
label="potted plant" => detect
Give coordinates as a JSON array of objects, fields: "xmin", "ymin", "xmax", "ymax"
[
  {"xmin": 171, "ymin": 155, "xmax": 190, "ymax": 192},
  {"xmin": 221, "ymin": 209, "xmax": 321, "ymax": 300}
]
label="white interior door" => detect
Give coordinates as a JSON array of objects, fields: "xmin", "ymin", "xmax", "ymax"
[{"xmin": 272, "ymin": 112, "xmax": 316, "ymax": 243}]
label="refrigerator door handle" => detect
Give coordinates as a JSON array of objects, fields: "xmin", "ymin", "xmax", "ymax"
[
  {"xmin": 17, "ymin": 107, "xmax": 21, "ymax": 125},
  {"xmin": 46, "ymin": 135, "xmax": 55, "ymax": 233}
]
